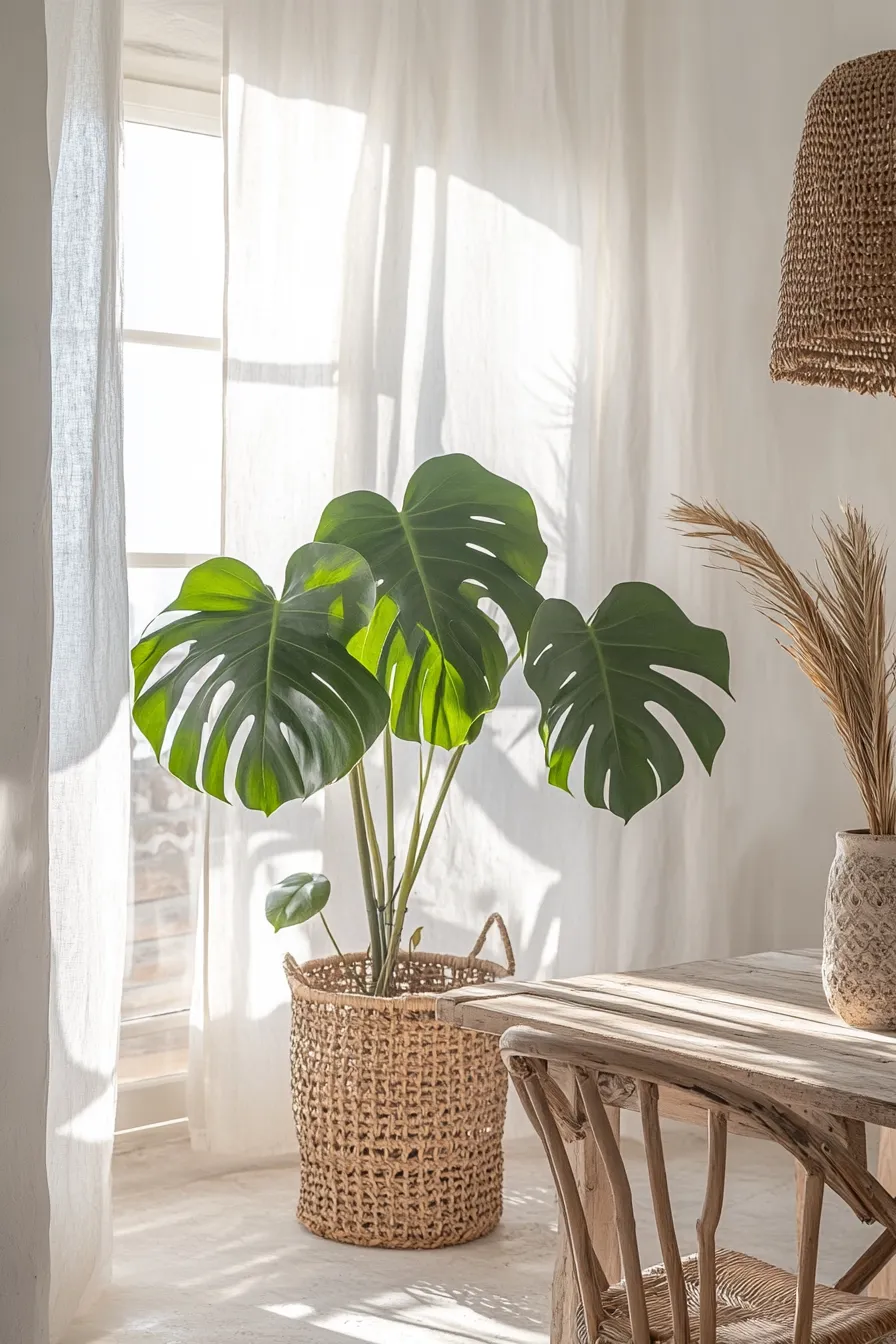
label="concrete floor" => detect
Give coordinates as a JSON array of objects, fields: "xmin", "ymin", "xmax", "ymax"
[{"xmin": 66, "ymin": 1126, "xmax": 878, "ymax": 1343}]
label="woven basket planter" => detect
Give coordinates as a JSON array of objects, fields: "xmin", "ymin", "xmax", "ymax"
[{"xmin": 283, "ymin": 912, "xmax": 514, "ymax": 1249}]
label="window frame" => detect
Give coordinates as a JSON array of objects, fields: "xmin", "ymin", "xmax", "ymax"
[
  {"xmin": 124, "ymin": 79, "xmax": 221, "ymax": 137},
  {"xmin": 117, "ymin": 78, "xmax": 222, "ymax": 1147}
]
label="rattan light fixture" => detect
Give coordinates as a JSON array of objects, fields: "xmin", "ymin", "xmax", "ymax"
[{"xmin": 770, "ymin": 50, "xmax": 896, "ymax": 395}]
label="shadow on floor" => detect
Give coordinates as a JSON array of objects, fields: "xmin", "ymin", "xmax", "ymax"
[{"xmin": 66, "ymin": 1129, "xmax": 879, "ymax": 1343}]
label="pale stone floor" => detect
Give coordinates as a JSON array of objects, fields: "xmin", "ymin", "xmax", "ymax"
[{"xmin": 66, "ymin": 1126, "xmax": 878, "ymax": 1343}]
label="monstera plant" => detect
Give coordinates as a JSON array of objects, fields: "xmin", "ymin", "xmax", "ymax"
[{"xmin": 133, "ymin": 454, "xmax": 730, "ymax": 995}]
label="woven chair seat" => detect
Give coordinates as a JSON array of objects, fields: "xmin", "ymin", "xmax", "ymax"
[
  {"xmin": 505, "ymin": 1030, "xmax": 896, "ymax": 1344},
  {"xmin": 576, "ymin": 1250, "xmax": 896, "ymax": 1344}
]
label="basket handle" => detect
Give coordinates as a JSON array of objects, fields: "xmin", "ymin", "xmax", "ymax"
[
  {"xmin": 283, "ymin": 951, "xmax": 309, "ymax": 989},
  {"xmin": 468, "ymin": 912, "xmax": 515, "ymax": 976}
]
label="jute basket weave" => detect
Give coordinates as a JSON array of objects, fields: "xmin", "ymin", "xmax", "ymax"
[
  {"xmin": 770, "ymin": 50, "xmax": 896, "ymax": 395},
  {"xmin": 284, "ymin": 912, "xmax": 514, "ymax": 1249}
]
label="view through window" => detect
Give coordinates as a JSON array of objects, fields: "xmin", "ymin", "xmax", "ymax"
[{"xmin": 120, "ymin": 115, "xmax": 223, "ymax": 1092}]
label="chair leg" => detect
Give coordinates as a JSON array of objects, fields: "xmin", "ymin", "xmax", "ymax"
[
  {"xmin": 794, "ymin": 1170, "xmax": 823, "ymax": 1344},
  {"xmin": 697, "ymin": 1111, "xmax": 727, "ymax": 1344},
  {"xmin": 795, "ymin": 1160, "xmax": 807, "ymax": 1251},
  {"xmin": 510, "ymin": 1071, "xmax": 606, "ymax": 1344},
  {"xmin": 639, "ymin": 1081, "xmax": 690, "ymax": 1344},
  {"xmin": 551, "ymin": 1092, "xmax": 620, "ymax": 1344},
  {"xmin": 577, "ymin": 1072, "xmax": 651, "ymax": 1344}
]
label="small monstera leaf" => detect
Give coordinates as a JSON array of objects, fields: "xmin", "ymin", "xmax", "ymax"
[
  {"xmin": 266, "ymin": 872, "xmax": 331, "ymax": 932},
  {"xmin": 524, "ymin": 582, "xmax": 730, "ymax": 821},
  {"xmin": 132, "ymin": 544, "xmax": 390, "ymax": 814},
  {"xmin": 316, "ymin": 453, "xmax": 547, "ymax": 748}
]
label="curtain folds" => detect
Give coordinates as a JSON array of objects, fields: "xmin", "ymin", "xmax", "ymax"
[
  {"xmin": 210, "ymin": 0, "xmax": 896, "ymax": 1155},
  {"xmin": 202, "ymin": 0, "xmax": 602, "ymax": 1154},
  {"xmin": 45, "ymin": 0, "xmax": 129, "ymax": 1332},
  {"xmin": 0, "ymin": 1, "xmax": 54, "ymax": 1337},
  {"xmin": 0, "ymin": 0, "xmax": 126, "ymax": 1338}
]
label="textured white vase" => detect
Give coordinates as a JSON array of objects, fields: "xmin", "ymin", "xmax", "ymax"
[{"xmin": 823, "ymin": 830, "xmax": 896, "ymax": 1030}]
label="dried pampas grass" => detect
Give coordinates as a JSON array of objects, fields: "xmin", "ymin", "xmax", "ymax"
[{"xmin": 670, "ymin": 499, "xmax": 896, "ymax": 836}]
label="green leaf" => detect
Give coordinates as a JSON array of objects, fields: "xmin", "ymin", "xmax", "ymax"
[
  {"xmin": 316, "ymin": 453, "xmax": 547, "ymax": 748},
  {"xmin": 524, "ymin": 582, "xmax": 731, "ymax": 822},
  {"xmin": 265, "ymin": 872, "xmax": 331, "ymax": 932},
  {"xmin": 132, "ymin": 544, "xmax": 391, "ymax": 815},
  {"xmin": 408, "ymin": 925, "xmax": 423, "ymax": 952}
]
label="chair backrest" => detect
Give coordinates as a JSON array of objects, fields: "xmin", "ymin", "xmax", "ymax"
[{"xmin": 501, "ymin": 1025, "xmax": 896, "ymax": 1344}]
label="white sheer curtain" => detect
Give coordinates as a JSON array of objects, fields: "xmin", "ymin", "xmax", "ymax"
[
  {"xmin": 0, "ymin": 0, "xmax": 126, "ymax": 1338},
  {"xmin": 199, "ymin": 0, "xmax": 601, "ymax": 1153},
  {"xmin": 45, "ymin": 0, "xmax": 129, "ymax": 1331},
  {"xmin": 208, "ymin": 0, "xmax": 896, "ymax": 1155},
  {"xmin": 0, "ymin": 2, "xmax": 54, "ymax": 1337}
]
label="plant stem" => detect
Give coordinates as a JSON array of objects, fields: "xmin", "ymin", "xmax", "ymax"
[
  {"xmin": 356, "ymin": 759, "xmax": 386, "ymax": 916},
  {"xmin": 383, "ymin": 726, "xmax": 396, "ymax": 936},
  {"xmin": 408, "ymin": 744, "xmax": 465, "ymax": 889},
  {"xmin": 349, "ymin": 765, "xmax": 384, "ymax": 982},
  {"xmin": 320, "ymin": 912, "xmax": 367, "ymax": 994},
  {"xmin": 375, "ymin": 806, "xmax": 423, "ymax": 996},
  {"xmin": 420, "ymin": 739, "xmax": 436, "ymax": 795},
  {"xmin": 374, "ymin": 742, "xmax": 435, "ymax": 996}
]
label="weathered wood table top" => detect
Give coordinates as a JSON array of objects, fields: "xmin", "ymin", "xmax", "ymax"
[
  {"xmin": 437, "ymin": 948, "xmax": 896, "ymax": 1129},
  {"xmin": 440, "ymin": 946, "xmax": 896, "ymax": 1337}
]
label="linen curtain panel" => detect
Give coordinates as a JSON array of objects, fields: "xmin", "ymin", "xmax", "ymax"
[
  {"xmin": 0, "ymin": 0, "xmax": 127, "ymax": 1338},
  {"xmin": 45, "ymin": 0, "xmax": 129, "ymax": 1331},
  {"xmin": 1, "ymin": 2, "xmax": 54, "ymax": 1334},
  {"xmin": 200, "ymin": 0, "xmax": 602, "ymax": 1153},
  {"xmin": 209, "ymin": 0, "xmax": 896, "ymax": 1155}
]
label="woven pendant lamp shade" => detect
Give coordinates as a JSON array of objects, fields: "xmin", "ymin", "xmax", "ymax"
[{"xmin": 771, "ymin": 50, "xmax": 896, "ymax": 395}]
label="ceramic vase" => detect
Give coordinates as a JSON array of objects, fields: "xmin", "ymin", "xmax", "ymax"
[{"xmin": 823, "ymin": 830, "xmax": 896, "ymax": 1030}]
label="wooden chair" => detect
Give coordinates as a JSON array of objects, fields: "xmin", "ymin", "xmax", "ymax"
[{"xmin": 501, "ymin": 1025, "xmax": 896, "ymax": 1344}]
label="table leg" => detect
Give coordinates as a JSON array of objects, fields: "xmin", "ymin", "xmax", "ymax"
[
  {"xmin": 797, "ymin": 1122, "xmax": 867, "ymax": 1264},
  {"xmin": 870, "ymin": 1127, "xmax": 896, "ymax": 1298},
  {"xmin": 549, "ymin": 1080, "xmax": 621, "ymax": 1343}
]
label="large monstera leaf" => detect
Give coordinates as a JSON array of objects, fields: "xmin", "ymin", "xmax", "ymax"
[
  {"xmin": 524, "ymin": 582, "xmax": 730, "ymax": 822},
  {"xmin": 315, "ymin": 453, "xmax": 547, "ymax": 747},
  {"xmin": 132, "ymin": 544, "xmax": 390, "ymax": 815}
]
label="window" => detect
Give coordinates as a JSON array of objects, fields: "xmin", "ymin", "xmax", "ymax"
[{"xmin": 118, "ymin": 83, "xmax": 223, "ymax": 1131}]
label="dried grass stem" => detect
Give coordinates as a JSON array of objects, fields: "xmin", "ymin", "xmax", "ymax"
[{"xmin": 670, "ymin": 500, "xmax": 896, "ymax": 835}]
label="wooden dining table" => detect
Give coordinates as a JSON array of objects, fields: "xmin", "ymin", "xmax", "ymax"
[{"xmin": 437, "ymin": 948, "xmax": 896, "ymax": 1344}]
